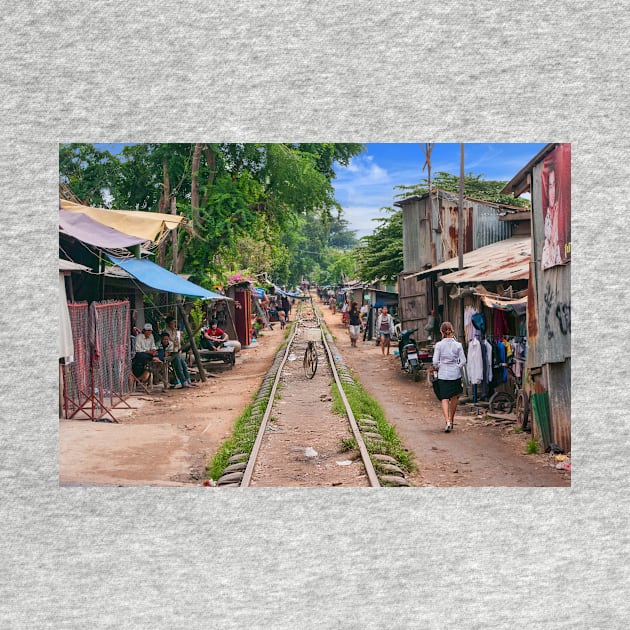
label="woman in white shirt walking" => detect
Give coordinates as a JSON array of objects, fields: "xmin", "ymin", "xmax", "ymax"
[{"xmin": 432, "ymin": 321, "xmax": 466, "ymax": 433}]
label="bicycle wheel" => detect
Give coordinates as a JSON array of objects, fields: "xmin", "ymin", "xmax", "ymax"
[
  {"xmin": 515, "ymin": 390, "xmax": 530, "ymax": 430},
  {"xmin": 303, "ymin": 343, "xmax": 318, "ymax": 379},
  {"xmin": 488, "ymin": 391, "xmax": 514, "ymax": 414}
]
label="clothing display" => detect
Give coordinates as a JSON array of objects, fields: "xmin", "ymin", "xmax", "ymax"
[
  {"xmin": 467, "ymin": 338, "xmax": 483, "ymax": 385},
  {"xmin": 493, "ymin": 309, "xmax": 509, "ymax": 339},
  {"xmin": 464, "ymin": 305, "xmax": 478, "ymax": 343}
]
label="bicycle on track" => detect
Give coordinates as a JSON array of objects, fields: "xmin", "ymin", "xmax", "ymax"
[
  {"xmin": 303, "ymin": 340, "xmax": 318, "ymax": 379},
  {"xmin": 302, "ymin": 327, "xmax": 321, "ymax": 379}
]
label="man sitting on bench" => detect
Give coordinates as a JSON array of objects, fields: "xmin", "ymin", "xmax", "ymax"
[{"xmin": 201, "ymin": 319, "xmax": 229, "ymax": 350}]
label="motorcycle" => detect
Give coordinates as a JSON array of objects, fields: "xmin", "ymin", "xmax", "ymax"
[{"xmin": 398, "ymin": 328, "xmax": 425, "ymax": 382}]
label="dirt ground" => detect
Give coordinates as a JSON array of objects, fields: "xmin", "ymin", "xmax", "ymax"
[
  {"xmin": 317, "ymin": 303, "xmax": 570, "ymax": 487},
  {"xmin": 59, "ymin": 326, "xmax": 287, "ymax": 486},
  {"xmin": 59, "ymin": 301, "xmax": 570, "ymax": 488}
]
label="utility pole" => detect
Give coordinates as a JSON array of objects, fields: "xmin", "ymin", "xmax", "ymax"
[
  {"xmin": 458, "ymin": 143, "xmax": 464, "ymax": 271},
  {"xmin": 458, "ymin": 143, "xmax": 465, "ymax": 343}
]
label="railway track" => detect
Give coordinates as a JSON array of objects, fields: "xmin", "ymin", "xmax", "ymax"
[{"xmin": 214, "ymin": 296, "xmax": 413, "ymax": 487}]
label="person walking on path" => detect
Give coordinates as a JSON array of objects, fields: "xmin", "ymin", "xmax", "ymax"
[
  {"xmin": 376, "ymin": 306, "xmax": 395, "ymax": 355},
  {"xmin": 432, "ymin": 321, "xmax": 466, "ymax": 433},
  {"xmin": 348, "ymin": 302, "xmax": 361, "ymax": 347}
]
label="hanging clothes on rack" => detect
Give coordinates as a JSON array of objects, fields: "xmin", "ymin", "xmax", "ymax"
[
  {"xmin": 464, "ymin": 305, "xmax": 478, "ymax": 343},
  {"xmin": 480, "ymin": 338, "xmax": 493, "ymax": 399},
  {"xmin": 467, "ymin": 336, "xmax": 483, "ymax": 385},
  {"xmin": 494, "ymin": 339, "xmax": 507, "ymax": 383},
  {"xmin": 513, "ymin": 339, "xmax": 526, "ymax": 379},
  {"xmin": 493, "ymin": 308, "xmax": 509, "ymax": 339}
]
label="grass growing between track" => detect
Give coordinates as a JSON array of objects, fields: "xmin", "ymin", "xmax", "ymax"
[
  {"xmin": 206, "ymin": 329, "xmax": 294, "ymax": 482},
  {"xmin": 331, "ymin": 379, "xmax": 415, "ymax": 472}
]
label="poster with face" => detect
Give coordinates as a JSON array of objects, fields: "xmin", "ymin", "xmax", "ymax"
[{"xmin": 541, "ymin": 143, "xmax": 571, "ymax": 270}]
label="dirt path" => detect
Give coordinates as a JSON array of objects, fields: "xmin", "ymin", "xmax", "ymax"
[
  {"xmin": 59, "ymin": 326, "xmax": 286, "ymax": 486},
  {"xmin": 60, "ymin": 301, "xmax": 570, "ymax": 488},
  {"xmin": 248, "ymin": 329, "xmax": 369, "ymax": 487},
  {"xmin": 317, "ymin": 302, "xmax": 570, "ymax": 487}
]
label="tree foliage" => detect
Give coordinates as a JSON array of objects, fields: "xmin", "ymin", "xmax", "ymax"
[
  {"xmin": 355, "ymin": 208, "xmax": 403, "ymax": 283},
  {"xmin": 59, "ymin": 143, "xmax": 364, "ymax": 287},
  {"xmin": 396, "ymin": 171, "xmax": 530, "ymax": 208}
]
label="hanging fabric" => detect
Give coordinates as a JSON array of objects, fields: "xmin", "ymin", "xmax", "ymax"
[
  {"xmin": 467, "ymin": 337, "xmax": 483, "ymax": 384},
  {"xmin": 493, "ymin": 309, "xmax": 509, "ymax": 338}
]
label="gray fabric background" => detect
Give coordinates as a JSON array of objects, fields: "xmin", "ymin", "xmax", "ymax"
[{"xmin": 1, "ymin": 1, "xmax": 626, "ymax": 627}]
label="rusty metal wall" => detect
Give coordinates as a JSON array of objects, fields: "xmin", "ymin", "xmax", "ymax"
[
  {"xmin": 432, "ymin": 196, "xmax": 511, "ymax": 265},
  {"xmin": 526, "ymin": 159, "xmax": 571, "ymax": 454},
  {"xmin": 546, "ymin": 360, "xmax": 571, "ymax": 453},
  {"xmin": 528, "ymin": 165, "xmax": 571, "ymax": 367},
  {"xmin": 473, "ymin": 202, "xmax": 512, "ymax": 249}
]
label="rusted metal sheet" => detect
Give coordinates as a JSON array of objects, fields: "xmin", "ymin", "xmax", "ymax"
[
  {"xmin": 473, "ymin": 202, "xmax": 512, "ymax": 249},
  {"xmin": 405, "ymin": 236, "xmax": 530, "ymax": 281},
  {"xmin": 523, "ymin": 152, "xmax": 571, "ymax": 454},
  {"xmin": 528, "ymin": 164, "xmax": 571, "ymax": 367},
  {"xmin": 438, "ymin": 237, "xmax": 530, "ymax": 284},
  {"xmin": 546, "ymin": 360, "xmax": 571, "ymax": 453},
  {"xmin": 400, "ymin": 191, "xmax": 514, "ymax": 272}
]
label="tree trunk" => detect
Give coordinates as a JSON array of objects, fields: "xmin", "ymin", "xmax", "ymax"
[
  {"xmin": 201, "ymin": 145, "xmax": 216, "ymax": 207},
  {"xmin": 191, "ymin": 143, "xmax": 202, "ymax": 227},
  {"xmin": 171, "ymin": 196, "xmax": 179, "ymax": 273},
  {"xmin": 157, "ymin": 158, "xmax": 170, "ymax": 267}
]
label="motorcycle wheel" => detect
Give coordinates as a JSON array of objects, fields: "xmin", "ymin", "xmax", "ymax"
[{"xmin": 412, "ymin": 365, "xmax": 422, "ymax": 382}]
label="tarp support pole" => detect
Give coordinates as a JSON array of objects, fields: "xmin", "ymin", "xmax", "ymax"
[{"xmin": 178, "ymin": 301, "xmax": 206, "ymax": 383}]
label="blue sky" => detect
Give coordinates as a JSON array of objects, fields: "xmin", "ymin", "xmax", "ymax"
[
  {"xmin": 333, "ymin": 143, "xmax": 547, "ymax": 238},
  {"xmin": 95, "ymin": 142, "xmax": 546, "ymax": 239}
]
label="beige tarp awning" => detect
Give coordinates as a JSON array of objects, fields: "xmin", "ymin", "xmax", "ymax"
[
  {"xmin": 59, "ymin": 258, "xmax": 90, "ymax": 272},
  {"xmin": 60, "ymin": 199, "xmax": 185, "ymax": 243}
]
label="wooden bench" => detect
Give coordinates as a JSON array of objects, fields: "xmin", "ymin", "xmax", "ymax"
[{"xmin": 197, "ymin": 346, "xmax": 236, "ymax": 369}]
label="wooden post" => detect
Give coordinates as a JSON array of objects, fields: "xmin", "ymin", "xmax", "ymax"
[
  {"xmin": 177, "ymin": 301, "xmax": 206, "ymax": 383},
  {"xmin": 458, "ymin": 143, "xmax": 465, "ymax": 345}
]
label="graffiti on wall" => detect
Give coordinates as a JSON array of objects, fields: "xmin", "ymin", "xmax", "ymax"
[{"xmin": 543, "ymin": 280, "xmax": 571, "ymax": 340}]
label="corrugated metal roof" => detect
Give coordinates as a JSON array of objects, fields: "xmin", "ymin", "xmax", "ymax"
[
  {"xmin": 440, "ymin": 238, "xmax": 530, "ymax": 285},
  {"xmin": 404, "ymin": 236, "xmax": 530, "ymax": 281}
]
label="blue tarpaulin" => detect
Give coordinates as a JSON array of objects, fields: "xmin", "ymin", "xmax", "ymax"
[
  {"xmin": 274, "ymin": 287, "xmax": 302, "ymax": 298},
  {"xmin": 107, "ymin": 255, "xmax": 231, "ymax": 300}
]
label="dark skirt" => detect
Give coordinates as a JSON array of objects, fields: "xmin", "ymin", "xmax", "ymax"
[{"xmin": 436, "ymin": 378, "xmax": 463, "ymax": 401}]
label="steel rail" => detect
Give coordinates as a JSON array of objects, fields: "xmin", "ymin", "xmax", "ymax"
[
  {"xmin": 314, "ymin": 307, "xmax": 381, "ymax": 488},
  {"xmin": 240, "ymin": 296, "xmax": 380, "ymax": 488},
  {"xmin": 239, "ymin": 309, "xmax": 302, "ymax": 487}
]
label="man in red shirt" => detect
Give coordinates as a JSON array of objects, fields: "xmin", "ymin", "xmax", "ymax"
[{"xmin": 201, "ymin": 320, "xmax": 229, "ymax": 350}]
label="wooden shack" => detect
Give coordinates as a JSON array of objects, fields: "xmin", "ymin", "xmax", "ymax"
[{"xmin": 397, "ymin": 190, "xmax": 526, "ymax": 340}]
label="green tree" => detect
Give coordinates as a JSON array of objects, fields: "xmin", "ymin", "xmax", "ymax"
[
  {"xmin": 59, "ymin": 143, "xmax": 120, "ymax": 206},
  {"xmin": 328, "ymin": 215, "xmax": 358, "ymax": 249},
  {"xmin": 356, "ymin": 208, "xmax": 403, "ymax": 282},
  {"xmin": 396, "ymin": 171, "xmax": 530, "ymax": 208},
  {"xmin": 59, "ymin": 142, "xmax": 364, "ymax": 287}
]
